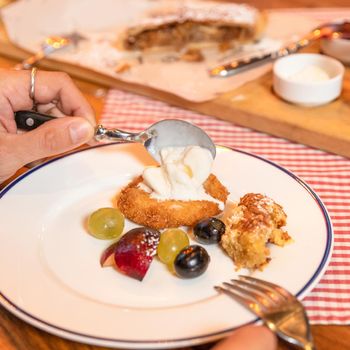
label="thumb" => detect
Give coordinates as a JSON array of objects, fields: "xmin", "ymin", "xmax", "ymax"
[
  {"xmin": 11, "ymin": 116, "xmax": 94, "ymax": 167},
  {"xmin": 212, "ymin": 326, "xmax": 277, "ymax": 350}
]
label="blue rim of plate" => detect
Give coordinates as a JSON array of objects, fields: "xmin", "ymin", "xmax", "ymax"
[{"xmin": 0, "ymin": 143, "xmax": 333, "ymax": 348}]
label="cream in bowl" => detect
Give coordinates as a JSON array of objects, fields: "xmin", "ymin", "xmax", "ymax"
[{"xmin": 273, "ymin": 53, "xmax": 345, "ymax": 107}]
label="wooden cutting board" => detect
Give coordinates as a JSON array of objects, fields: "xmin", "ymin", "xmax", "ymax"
[{"xmin": 0, "ymin": 24, "xmax": 349, "ymax": 158}]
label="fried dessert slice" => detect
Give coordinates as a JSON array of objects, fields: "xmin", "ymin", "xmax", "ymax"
[
  {"xmin": 221, "ymin": 193, "xmax": 292, "ymax": 271},
  {"xmin": 118, "ymin": 0, "xmax": 266, "ymax": 51},
  {"xmin": 117, "ymin": 174, "xmax": 228, "ymax": 230}
]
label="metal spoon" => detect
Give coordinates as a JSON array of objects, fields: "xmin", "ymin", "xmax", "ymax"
[
  {"xmin": 14, "ymin": 110, "xmax": 216, "ymax": 162},
  {"xmin": 15, "ymin": 32, "xmax": 86, "ymax": 70},
  {"xmin": 210, "ymin": 20, "xmax": 350, "ymax": 77}
]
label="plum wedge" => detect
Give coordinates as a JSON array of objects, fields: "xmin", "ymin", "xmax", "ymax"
[
  {"xmin": 100, "ymin": 242, "xmax": 118, "ymax": 267},
  {"xmin": 112, "ymin": 227, "xmax": 160, "ymax": 281}
]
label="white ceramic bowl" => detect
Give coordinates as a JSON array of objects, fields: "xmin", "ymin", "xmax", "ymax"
[
  {"xmin": 273, "ymin": 53, "xmax": 345, "ymax": 107},
  {"xmin": 321, "ymin": 38, "xmax": 350, "ymax": 65}
]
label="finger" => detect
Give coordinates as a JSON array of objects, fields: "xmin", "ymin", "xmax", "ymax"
[
  {"xmin": 0, "ymin": 94, "xmax": 19, "ymax": 133},
  {"xmin": 37, "ymin": 104, "xmax": 66, "ymax": 118},
  {"xmin": 0, "ymin": 69, "xmax": 39, "ymax": 132},
  {"xmin": 6, "ymin": 116, "xmax": 94, "ymax": 169},
  {"xmin": 34, "ymin": 71, "xmax": 96, "ymax": 125},
  {"xmin": 0, "ymin": 69, "xmax": 96, "ymax": 130},
  {"xmin": 212, "ymin": 326, "xmax": 277, "ymax": 350}
]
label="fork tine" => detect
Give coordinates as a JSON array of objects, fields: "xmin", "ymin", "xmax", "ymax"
[
  {"xmin": 214, "ymin": 285, "xmax": 263, "ymax": 317},
  {"xmin": 239, "ymin": 275, "xmax": 294, "ymax": 301},
  {"xmin": 226, "ymin": 281, "xmax": 274, "ymax": 310},
  {"xmin": 230, "ymin": 278, "xmax": 280, "ymax": 305},
  {"xmin": 217, "ymin": 277, "xmax": 315, "ymax": 350}
]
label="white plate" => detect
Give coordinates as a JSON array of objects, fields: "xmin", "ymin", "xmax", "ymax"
[{"xmin": 0, "ymin": 143, "xmax": 333, "ymax": 349}]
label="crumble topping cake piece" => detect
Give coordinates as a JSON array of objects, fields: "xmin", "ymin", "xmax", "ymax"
[
  {"xmin": 221, "ymin": 193, "xmax": 292, "ymax": 271},
  {"xmin": 117, "ymin": 145, "xmax": 229, "ymax": 229},
  {"xmin": 118, "ymin": 0, "xmax": 266, "ymax": 51}
]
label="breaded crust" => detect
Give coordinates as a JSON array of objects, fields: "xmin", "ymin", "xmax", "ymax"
[{"xmin": 117, "ymin": 174, "xmax": 229, "ymax": 229}]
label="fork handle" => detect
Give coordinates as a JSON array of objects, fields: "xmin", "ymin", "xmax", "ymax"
[{"xmin": 14, "ymin": 51, "xmax": 46, "ymax": 70}]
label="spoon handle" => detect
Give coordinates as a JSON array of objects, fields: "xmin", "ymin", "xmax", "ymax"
[
  {"xmin": 14, "ymin": 110, "xmax": 148, "ymax": 144},
  {"xmin": 95, "ymin": 125, "xmax": 144, "ymax": 142},
  {"xmin": 209, "ymin": 29, "xmax": 325, "ymax": 77},
  {"xmin": 15, "ymin": 110, "xmax": 56, "ymax": 130}
]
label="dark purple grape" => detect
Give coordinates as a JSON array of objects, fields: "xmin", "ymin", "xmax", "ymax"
[
  {"xmin": 193, "ymin": 217, "xmax": 225, "ymax": 244},
  {"xmin": 174, "ymin": 245, "xmax": 210, "ymax": 278}
]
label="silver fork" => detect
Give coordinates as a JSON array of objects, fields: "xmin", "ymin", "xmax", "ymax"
[
  {"xmin": 215, "ymin": 276, "xmax": 315, "ymax": 350},
  {"xmin": 15, "ymin": 32, "xmax": 86, "ymax": 70}
]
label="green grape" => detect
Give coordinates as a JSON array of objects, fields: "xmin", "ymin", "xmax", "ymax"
[
  {"xmin": 87, "ymin": 208, "xmax": 124, "ymax": 239},
  {"xmin": 157, "ymin": 229, "xmax": 190, "ymax": 265}
]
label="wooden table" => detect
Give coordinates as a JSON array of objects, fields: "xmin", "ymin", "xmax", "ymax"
[{"xmin": 0, "ymin": 0, "xmax": 349, "ymax": 349}]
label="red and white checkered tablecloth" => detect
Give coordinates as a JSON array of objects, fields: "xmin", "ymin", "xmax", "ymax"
[{"xmin": 100, "ymin": 89, "xmax": 350, "ymax": 325}]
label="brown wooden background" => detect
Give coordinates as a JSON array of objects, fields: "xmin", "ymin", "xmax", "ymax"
[{"xmin": 0, "ymin": 1, "xmax": 349, "ymax": 350}]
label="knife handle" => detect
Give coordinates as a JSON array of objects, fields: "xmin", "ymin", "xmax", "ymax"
[{"xmin": 15, "ymin": 110, "xmax": 56, "ymax": 131}]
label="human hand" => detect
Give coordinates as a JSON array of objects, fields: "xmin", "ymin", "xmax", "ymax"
[
  {"xmin": 0, "ymin": 68, "xmax": 95, "ymax": 184},
  {"xmin": 212, "ymin": 325, "xmax": 277, "ymax": 350}
]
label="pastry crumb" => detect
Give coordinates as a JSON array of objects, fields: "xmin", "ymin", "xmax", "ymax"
[{"xmin": 115, "ymin": 62, "xmax": 132, "ymax": 73}]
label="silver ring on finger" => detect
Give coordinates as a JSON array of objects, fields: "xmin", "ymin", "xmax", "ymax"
[{"xmin": 29, "ymin": 67, "xmax": 38, "ymax": 111}]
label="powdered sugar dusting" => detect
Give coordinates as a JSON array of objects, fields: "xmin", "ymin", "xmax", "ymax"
[{"xmin": 133, "ymin": 0, "xmax": 258, "ymax": 30}]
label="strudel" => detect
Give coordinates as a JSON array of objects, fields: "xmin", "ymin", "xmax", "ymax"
[{"xmin": 118, "ymin": 0, "xmax": 266, "ymax": 51}]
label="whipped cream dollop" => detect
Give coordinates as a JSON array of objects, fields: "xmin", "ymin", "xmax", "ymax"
[{"xmin": 139, "ymin": 146, "xmax": 222, "ymax": 207}]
